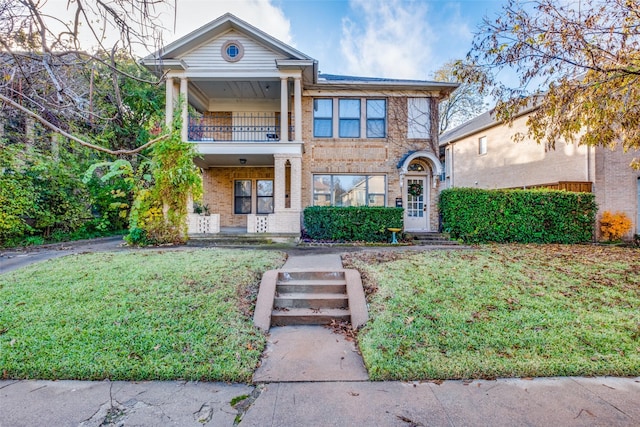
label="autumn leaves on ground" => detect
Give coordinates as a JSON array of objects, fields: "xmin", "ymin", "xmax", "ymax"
[
  {"xmin": 1, "ymin": 244, "xmax": 638, "ymax": 382},
  {"xmin": 344, "ymin": 244, "xmax": 640, "ymax": 380}
]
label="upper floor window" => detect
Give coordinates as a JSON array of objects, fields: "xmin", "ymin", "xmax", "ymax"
[
  {"xmin": 339, "ymin": 99, "xmax": 361, "ymax": 138},
  {"xmin": 479, "ymin": 136, "xmax": 487, "ymax": 155},
  {"xmin": 407, "ymin": 98, "xmax": 431, "ymax": 139},
  {"xmin": 313, "ymin": 99, "xmax": 333, "ymax": 137},
  {"xmin": 313, "ymin": 98, "xmax": 387, "ymax": 139},
  {"xmin": 366, "ymin": 99, "xmax": 386, "ymax": 138}
]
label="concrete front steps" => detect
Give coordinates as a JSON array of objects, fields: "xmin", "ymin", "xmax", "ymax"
[
  {"xmin": 408, "ymin": 232, "xmax": 459, "ymax": 246},
  {"xmin": 254, "ymin": 270, "xmax": 368, "ymax": 331}
]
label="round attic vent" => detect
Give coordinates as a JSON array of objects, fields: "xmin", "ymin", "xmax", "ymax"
[{"xmin": 221, "ymin": 40, "xmax": 244, "ymax": 62}]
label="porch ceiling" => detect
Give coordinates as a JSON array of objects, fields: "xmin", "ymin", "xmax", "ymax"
[
  {"xmin": 190, "ymin": 79, "xmax": 280, "ymax": 101},
  {"xmin": 195, "ymin": 153, "xmax": 275, "ymax": 168}
]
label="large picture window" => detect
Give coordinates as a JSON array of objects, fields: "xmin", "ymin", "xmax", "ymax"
[
  {"xmin": 313, "ymin": 99, "xmax": 333, "ymax": 137},
  {"xmin": 313, "ymin": 175, "xmax": 386, "ymax": 207},
  {"xmin": 257, "ymin": 180, "xmax": 274, "ymax": 214},
  {"xmin": 234, "ymin": 180, "xmax": 252, "ymax": 214}
]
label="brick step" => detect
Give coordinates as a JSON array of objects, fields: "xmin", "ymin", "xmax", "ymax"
[
  {"xmin": 409, "ymin": 232, "xmax": 458, "ymax": 245},
  {"xmin": 276, "ymin": 280, "xmax": 347, "ymax": 294},
  {"xmin": 274, "ymin": 292, "xmax": 348, "ymax": 309},
  {"xmin": 271, "ymin": 307, "xmax": 351, "ymax": 326}
]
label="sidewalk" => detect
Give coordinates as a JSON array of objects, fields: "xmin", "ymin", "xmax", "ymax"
[{"xmin": 1, "ymin": 248, "xmax": 639, "ymax": 426}]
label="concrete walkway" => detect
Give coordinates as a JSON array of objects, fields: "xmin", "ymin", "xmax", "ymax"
[{"xmin": 1, "ymin": 244, "xmax": 640, "ymax": 426}]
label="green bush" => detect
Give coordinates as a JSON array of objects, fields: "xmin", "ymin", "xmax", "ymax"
[
  {"xmin": 303, "ymin": 206, "xmax": 403, "ymax": 242},
  {"xmin": 439, "ymin": 188, "xmax": 596, "ymax": 244}
]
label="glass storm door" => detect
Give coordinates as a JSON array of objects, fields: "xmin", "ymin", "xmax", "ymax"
[{"xmin": 405, "ymin": 177, "xmax": 429, "ymax": 231}]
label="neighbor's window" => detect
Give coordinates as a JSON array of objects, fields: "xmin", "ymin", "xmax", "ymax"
[
  {"xmin": 479, "ymin": 136, "xmax": 487, "ymax": 155},
  {"xmin": 339, "ymin": 99, "xmax": 361, "ymax": 138},
  {"xmin": 313, "ymin": 99, "xmax": 333, "ymax": 137},
  {"xmin": 366, "ymin": 99, "xmax": 386, "ymax": 138},
  {"xmin": 407, "ymin": 98, "xmax": 431, "ymax": 139},
  {"xmin": 257, "ymin": 180, "xmax": 274, "ymax": 214},
  {"xmin": 234, "ymin": 180, "xmax": 252, "ymax": 214},
  {"xmin": 313, "ymin": 175, "xmax": 386, "ymax": 207}
]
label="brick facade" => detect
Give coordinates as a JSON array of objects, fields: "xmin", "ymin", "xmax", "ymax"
[{"xmin": 595, "ymin": 147, "xmax": 640, "ymax": 238}]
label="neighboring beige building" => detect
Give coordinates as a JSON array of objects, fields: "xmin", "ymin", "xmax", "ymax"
[
  {"xmin": 142, "ymin": 14, "xmax": 458, "ymax": 235},
  {"xmin": 440, "ymin": 108, "xmax": 640, "ymax": 238}
]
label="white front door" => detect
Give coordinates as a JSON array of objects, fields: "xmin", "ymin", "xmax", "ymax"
[{"xmin": 405, "ymin": 177, "xmax": 429, "ymax": 231}]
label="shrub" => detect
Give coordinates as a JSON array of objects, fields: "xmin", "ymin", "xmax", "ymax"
[
  {"xmin": 303, "ymin": 206, "xmax": 403, "ymax": 242},
  {"xmin": 599, "ymin": 211, "xmax": 632, "ymax": 241},
  {"xmin": 439, "ymin": 188, "xmax": 596, "ymax": 244}
]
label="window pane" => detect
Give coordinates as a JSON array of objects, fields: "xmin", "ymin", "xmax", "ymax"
[
  {"xmin": 366, "ymin": 119, "xmax": 385, "ymax": 138},
  {"xmin": 257, "ymin": 180, "xmax": 273, "ymax": 197},
  {"xmin": 339, "ymin": 99, "xmax": 360, "ymax": 118},
  {"xmin": 407, "ymin": 98, "xmax": 430, "ymax": 139},
  {"xmin": 339, "ymin": 119, "xmax": 360, "ymax": 137},
  {"xmin": 313, "ymin": 175, "xmax": 332, "ymax": 206},
  {"xmin": 235, "ymin": 180, "xmax": 251, "ymax": 197},
  {"xmin": 367, "ymin": 176, "xmax": 386, "ymax": 193},
  {"xmin": 257, "ymin": 197, "xmax": 273, "ymax": 214},
  {"xmin": 314, "ymin": 99, "xmax": 332, "ymax": 117},
  {"xmin": 314, "ymin": 119, "xmax": 332, "ymax": 137},
  {"xmin": 234, "ymin": 180, "xmax": 252, "ymax": 214},
  {"xmin": 235, "ymin": 197, "xmax": 251, "ymax": 214},
  {"xmin": 367, "ymin": 99, "xmax": 385, "ymax": 118},
  {"xmin": 334, "ymin": 175, "xmax": 366, "ymax": 207}
]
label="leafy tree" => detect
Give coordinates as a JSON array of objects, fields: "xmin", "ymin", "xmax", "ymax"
[
  {"xmin": 457, "ymin": 0, "xmax": 640, "ymax": 168},
  {"xmin": 432, "ymin": 60, "xmax": 488, "ymax": 133},
  {"xmin": 0, "ymin": 0, "xmax": 171, "ymax": 155}
]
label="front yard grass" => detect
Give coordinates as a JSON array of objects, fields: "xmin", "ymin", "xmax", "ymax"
[
  {"xmin": 344, "ymin": 244, "xmax": 640, "ymax": 380},
  {"xmin": 0, "ymin": 249, "xmax": 286, "ymax": 382}
]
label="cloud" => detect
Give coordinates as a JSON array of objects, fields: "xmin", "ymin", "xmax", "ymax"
[
  {"xmin": 340, "ymin": 0, "xmax": 434, "ymax": 79},
  {"xmin": 170, "ymin": 0, "xmax": 293, "ymax": 45}
]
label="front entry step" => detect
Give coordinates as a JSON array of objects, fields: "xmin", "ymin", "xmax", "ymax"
[{"xmin": 254, "ymin": 270, "xmax": 368, "ymax": 331}]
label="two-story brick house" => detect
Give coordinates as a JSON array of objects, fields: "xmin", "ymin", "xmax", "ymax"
[
  {"xmin": 440, "ymin": 108, "xmax": 640, "ymax": 239},
  {"xmin": 141, "ymin": 13, "xmax": 457, "ymax": 236}
]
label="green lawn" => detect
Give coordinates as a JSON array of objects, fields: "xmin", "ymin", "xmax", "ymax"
[
  {"xmin": 343, "ymin": 245, "xmax": 640, "ymax": 380},
  {"xmin": 0, "ymin": 249, "xmax": 286, "ymax": 382}
]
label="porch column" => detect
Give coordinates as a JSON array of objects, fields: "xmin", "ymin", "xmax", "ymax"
[
  {"xmin": 280, "ymin": 77, "xmax": 289, "ymax": 142},
  {"xmin": 293, "ymin": 76, "xmax": 302, "ymax": 142},
  {"xmin": 274, "ymin": 154, "xmax": 287, "ymax": 212},
  {"xmin": 165, "ymin": 77, "xmax": 174, "ymax": 127},
  {"xmin": 289, "ymin": 154, "xmax": 302, "ymax": 211},
  {"xmin": 180, "ymin": 77, "xmax": 189, "ymax": 141}
]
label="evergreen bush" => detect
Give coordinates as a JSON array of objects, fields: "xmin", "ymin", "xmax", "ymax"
[
  {"xmin": 303, "ymin": 206, "xmax": 403, "ymax": 242},
  {"xmin": 439, "ymin": 188, "xmax": 596, "ymax": 243}
]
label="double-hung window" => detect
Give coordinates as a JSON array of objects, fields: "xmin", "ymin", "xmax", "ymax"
[
  {"xmin": 339, "ymin": 99, "xmax": 361, "ymax": 138},
  {"xmin": 257, "ymin": 180, "xmax": 274, "ymax": 214},
  {"xmin": 366, "ymin": 99, "xmax": 386, "ymax": 138},
  {"xmin": 313, "ymin": 99, "xmax": 333, "ymax": 137},
  {"xmin": 234, "ymin": 180, "xmax": 252, "ymax": 214}
]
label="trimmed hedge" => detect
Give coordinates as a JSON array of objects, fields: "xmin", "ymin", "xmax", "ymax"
[
  {"xmin": 303, "ymin": 206, "xmax": 403, "ymax": 242},
  {"xmin": 439, "ymin": 188, "xmax": 596, "ymax": 244}
]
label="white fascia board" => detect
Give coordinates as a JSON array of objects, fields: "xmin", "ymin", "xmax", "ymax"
[{"xmin": 194, "ymin": 142, "xmax": 303, "ymax": 156}]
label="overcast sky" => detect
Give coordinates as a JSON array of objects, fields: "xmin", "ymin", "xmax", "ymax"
[{"xmin": 160, "ymin": 0, "xmax": 506, "ymax": 80}]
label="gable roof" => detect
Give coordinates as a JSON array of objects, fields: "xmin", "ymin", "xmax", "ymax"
[
  {"xmin": 439, "ymin": 109, "xmax": 498, "ymax": 145},
  {"xmin": 142, "ymin": 13, "xmax": 315, "ymax": 63}
]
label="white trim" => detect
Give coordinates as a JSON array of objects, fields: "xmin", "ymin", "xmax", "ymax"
[{"xmin": 399, "ymin": 151, "xmax": 442, "ymax": 177}]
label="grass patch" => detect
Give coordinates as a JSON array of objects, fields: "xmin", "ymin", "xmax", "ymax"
[
  {"xmin": 0, "ymin": 249, "xmax": 286, "ymax": 382},
  {"xmin": 344, "ymin": 245, "xmax": 640, "ymax": 380}
]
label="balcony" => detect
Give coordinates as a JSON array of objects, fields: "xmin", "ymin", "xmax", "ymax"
[{"xmin": 188, "ymin": 112, "xmax": 293, "ymax": 142}]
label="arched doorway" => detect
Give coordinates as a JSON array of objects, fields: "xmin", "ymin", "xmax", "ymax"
[
  {"xmin": 398, "ymin": 151, "xmax": 442, "ymax": 232},
  {"xmin": 405, "ymin": 160, "xmax": 429, "ymax": 231}
]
